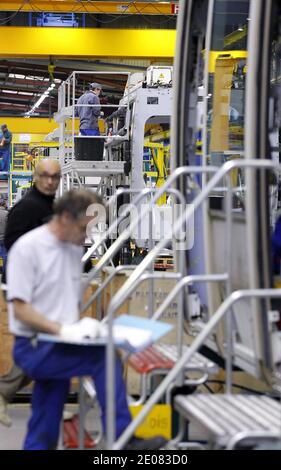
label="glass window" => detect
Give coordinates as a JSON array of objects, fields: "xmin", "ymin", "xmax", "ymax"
[{"xmin": 206, "ymin": 0, "xmax": 250, "ymax": 210}]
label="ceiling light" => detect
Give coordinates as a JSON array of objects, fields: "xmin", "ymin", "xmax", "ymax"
[
  {"xmin": 24, "ymin": 83, "xmax": 56, "ymax": 116},
  {"xmin": 2, "ymin": 89, "xmax": 17, "ymax": 94},
  {"xmin": 8, "ymin": 73, "xmax": 25, "ymax": 79}
]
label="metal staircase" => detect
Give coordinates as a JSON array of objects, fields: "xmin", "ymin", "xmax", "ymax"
[
  {"xmin": 79, "ymin": 160, "xmax": 281, "ymax": 450},
  {"xmin": 174, "ymin": 394, "xmax": 281, "ymax": 449}
]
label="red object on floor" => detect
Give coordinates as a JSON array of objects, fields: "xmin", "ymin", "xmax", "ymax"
[
  {"xmin": 63, "ymin": 414, "xmax": 96, "ymax": 449},
  {"xmin": 128, "ymin": 346, "xmax": 174, "ymax": 374}
]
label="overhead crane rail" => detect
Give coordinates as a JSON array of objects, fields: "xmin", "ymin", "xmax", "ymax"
[{"xmin": 0, "ymin": 1, "xmax": 179, "ymax": 16}]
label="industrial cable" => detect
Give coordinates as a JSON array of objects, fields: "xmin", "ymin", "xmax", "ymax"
[
  {"xmin": 0, "ymin": 1, "xmax": 177, "ymax": 26},
  {"xmin": 77, "ymin": 1, "xmax": 176, "ymax": 26},
  {"xmin": 77, "ymin": 0, "xmax": 138, "ymax": 24},
  {"xmin": 133, "ymin": 2, "xmax": 176, "ymax": 25},
  {"xmin": 26, "ymin": 0, "xmax": 89, "ymax": 14},
  {"xmin": 0, "ymin": 0, "xmax": 30, "ymax": 25},
  {"xmin": 202, "ymin": 383, "xmax": 215, "ymax": 394}
]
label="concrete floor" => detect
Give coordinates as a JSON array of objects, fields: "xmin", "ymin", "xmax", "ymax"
[
  {"xmin": 0, "ymin": 402, "xmax": 206, "ymax": 450},
  {"xmin": 0, "ymin": 405, "xmax": 30, "ymax": 450},
  {"xmin": 0, "ymin": 404, "xmax": 102, "ymax": 450}
]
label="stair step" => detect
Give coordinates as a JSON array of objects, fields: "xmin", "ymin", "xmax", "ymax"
[
  {"xmin": 174, "ymin": 394, "xmax": 281, "ymax": 448},
  {"xmin": 63, "ymin": 414, "xmax": 96, "ymax": 449},
  {"xmin": 128, "ymin": 343, "xmax": 218, "ymax": 375}
]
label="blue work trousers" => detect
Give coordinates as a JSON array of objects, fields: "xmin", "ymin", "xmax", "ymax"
[
  {"xmin": 0, "ymin": 241, "xmax": 7, "ymax": 273},
  {"xmin": 14, "ymin": 337, "xmax": 131, "ymax": 450},
  {"xmin": 0, "ymin": 147, "xmax": 10, "ymax": 172},
  {"xmin": 80, "ymin": 129, "xmax": 100, "ymax": 136}
]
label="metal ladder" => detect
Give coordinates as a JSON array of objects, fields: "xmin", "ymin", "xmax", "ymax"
[
  {"xmin": 80, "ymin": 159, "xmax": 281, "ymax": 449},
  {"xmin": 174, "ymin": 394, "xmax": 281, "ymax": 449},
  {"xmin": 106, "ymin": 160, "xmax": 281, "ymax": 450}
]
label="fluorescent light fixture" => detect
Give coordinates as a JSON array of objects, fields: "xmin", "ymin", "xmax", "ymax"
[
  {"xmin": 8, "ymin": 73, "xmax": 25, "ymax": 79},
  {"xmin": 34, "ymin": 95, "xmax": 47, "ymax": 108},
  {"xmin": 25, "ymin": 83, "xmax": 56, "ymax": 116},
  {"xmin": 2, "ymin": 89, "xmax": 17, "ymax": 94},
  {"xmin": 26, "ymin": 75, "xmax": 49, "ymax": 81}
]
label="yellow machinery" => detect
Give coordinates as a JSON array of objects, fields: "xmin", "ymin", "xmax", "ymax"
[
  {"xmin": 9, "ymin": 142, "xmax": 59, "ymax": 207},
  {"xmin": 143, "ymin": 142, "xmax": 169, "ymax": 206}
]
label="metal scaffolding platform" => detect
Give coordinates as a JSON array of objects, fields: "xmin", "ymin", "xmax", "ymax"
[
  {"xmin": 61, "ymin": 161, "xmax": 125, "ymax": 178},
  {"xmin": 174, "ymin": 394, "xmax": 281, "ymax": 449}
]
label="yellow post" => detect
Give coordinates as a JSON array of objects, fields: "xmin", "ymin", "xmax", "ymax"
[
  {"xmin": 144, "ymin": 142, "xmax": 168, "ymax": 205},
  {"xmin": 152, "ymin": 146, "xmax": 166, "ymax": 206}
]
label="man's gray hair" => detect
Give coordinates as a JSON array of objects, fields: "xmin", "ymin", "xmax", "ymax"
[{"xmin": 54, "ymin": 189, "xmax": 103, "ymax": 220}]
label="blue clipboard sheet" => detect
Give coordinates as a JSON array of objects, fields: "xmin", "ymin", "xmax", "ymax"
[{"xmin": 38, "ymin": 315, "xmax": 173, "ymax": 354}]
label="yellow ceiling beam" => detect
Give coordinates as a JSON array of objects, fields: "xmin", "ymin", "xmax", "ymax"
[
  {"xmin": 0, "ymin": 1, "xmax": 178, "ymax": 15},
  {"xmin": 0, "ymin": 117, "xmax": 57, "ymax": 134},
  {"xmin": 224, "ymin": 26, "xmax": 248, "ymax": 48},
  {"xmin": 0, "ymin": 27, "xmax": 176, "ymax": 58}
]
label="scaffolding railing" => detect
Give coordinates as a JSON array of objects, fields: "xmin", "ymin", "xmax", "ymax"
[{"xmin": 99, "ymin": 159, "xmax": 281, "ymax": 448}]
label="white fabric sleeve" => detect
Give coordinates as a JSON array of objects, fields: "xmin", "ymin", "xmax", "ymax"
[{"xmin": 7, "ymin": 242, "xmax": 35, "ymax": 304}]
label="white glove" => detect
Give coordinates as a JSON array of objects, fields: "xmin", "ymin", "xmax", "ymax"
[{"xmin": 60, "ymin": 317, "xmax": 102, "ymax": 343}]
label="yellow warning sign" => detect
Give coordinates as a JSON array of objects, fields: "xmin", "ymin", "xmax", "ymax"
[
  {"xmin": 159, "ymin": 73, "xmax": 164, "ymax": 79},
  {"xmin": 129, "ymin": 404, "xmax": 171, "ymax": 440}
]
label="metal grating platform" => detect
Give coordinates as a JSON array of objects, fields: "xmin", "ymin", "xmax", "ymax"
[
  {"xmin": 62, "ymin": 161, "xmax": 125, "ymax": 177},
  {"xmin": 155, "ymin": 344, "xmax": 218, "ymax": 374},
  {"xmin": 63, "ymin": 414, "xmax": 96, "ymax": 449},
  {"xmin": 129, "ymin": 343, "xmax": 218, "ymax": 375},
  {"xmin": 128, "ymin": 346, "xmax": 174, "ymax": 374},
  {"xmin": 174, "ymin": 394, "xmax": 281, "ymax": 448}
]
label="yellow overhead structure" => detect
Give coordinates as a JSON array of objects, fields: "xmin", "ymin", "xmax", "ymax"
[
  {"xmin": 0, "ymin": 117, "xmax": 57, "ymax": 134},
  {"xmin": 224, "ymin": 25, "xmax": 248, "ymax": 48},
  {"xmin": 0, "ymin": 1, "xmax": 179, "ymax": 15},
  {"xmin": 144, "ymin": 142, "xmax": 168, "ymax": 206},
  {"xmin": 208, "ymin": 50, "xmax": 247, "ymax": 73},
  {"xmin": 0, "ymin": 118, "xmax": 58, "ymax": 145},
  {"xmin": 0, "ymin": 27, "xmax": 176, "ymax": 59}
]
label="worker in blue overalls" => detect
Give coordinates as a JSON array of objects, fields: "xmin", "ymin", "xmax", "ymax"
[
  {"xmin": 7, "ymin": 189, "xmax": 166, "ymax": 451},
  {"xmin": 0, "ymin": 124, "xmax": 12, "ymax": 173},
  {"xmin": 75, "ymin": 82, "xmax": 102, "ymax": 136}
]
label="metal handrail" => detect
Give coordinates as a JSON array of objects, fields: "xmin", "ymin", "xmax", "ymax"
[
  {"xmin": 103, "ymin": 273, "xmax": 227, "ymax": 446},
  {"xmin": 81, "ymin": 264, "xmax": 135, "ymax": 314},
  {"xmin": 106, "ymin": 186, "xmax": 185, "ymax": 208},
  {"xmin": 108, "ymin": 160, "xmax": 281, "ymax": 324},
  {"xmin": 227, "ymin": 431, "xmax": 281, "ymax": 450},
  {"xmin": 151, "ymin": 273, "xmax": 229, "ymax": 321},
  {"xmin": 104, "ymin": 273, "xmax": 228, "ymax": 412},
  {"xmin": 81, "ymin": 186, "xmax": 187, "ymax": 293},
  {"xmin": 83, "ymin": 184, "xmax": 188, "ymax": 263},
  {"xmin": 103, "ymin": 272, "xmax": 182, "ymax": 318},
  {"xmin": 80, "ymin": 186, "xmax": 186, "ymax": 315},
  {"xmin": 113, "ymin": 288, "xmax": 281, "ymax": 450},
  {"xmin": 105, "ymin": 159, "xmax": 281, "ymax": 449},
  {"xmin": 82, "ymin": 187, "xmax": 156, "ymax": 279},
  {"xmin": 82, "ymin": 166, "xmax": 217, "ymax": 281}
]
